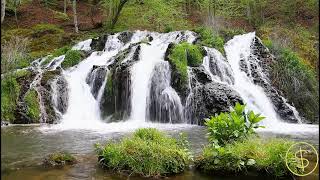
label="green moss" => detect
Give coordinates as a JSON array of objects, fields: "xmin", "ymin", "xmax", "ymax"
[
  {"xmin": 43, "ymin": 152, "xmax": 77, "ymax": 167},
  {"xmin": 41, "ymin": 70, "xmax": 60, "ymax": 83},
  {"xmin": 106, "ymin": 72, "xmax": 113, "ymax": 96},
  {"xmin": 1, "ymin": 74, "xmax": 20, "ymax": 122},
  {"xmin": 95, "ymin": 128, "xmax": 192, "ymax": 177},
  {"xmin": 31, "ymin": 23, "xmax": 64, "ymax": 37},
  {"xmin": 1, "ymin": 28, "xmax": 33, "ymax": 41},
  {"xmin": 195, "ymin": 137, "xmax": 300, "ymax": 177},
  {"xmin": 167, "ymin": 42, "xmax": 204, "ymax": 88},
  {"xmin": 1, "ymin": 70, "xmax": 34, "ymax": 122},
  {"xmin": 24, "ymin": 89, "xmax": 41, "ymax": 122},
  {"xmin": 194, "ymin": 27, "xmax": 225, "ymax": 54},
  {"xmin": 52, "ymin": 10, "xmax": 70, "ymax": 21},
  {"xmin": 40, "ymin": 46, "xmax": 72, "ymax": 67},
  {"xmin": 61, "ymin": 50, "xmax": 84, "ymax": 69}
]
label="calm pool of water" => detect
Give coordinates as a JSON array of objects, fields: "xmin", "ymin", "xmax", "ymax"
[{"xmin": 1, "ymin": 124, "xmax": 319, "ymax": 180}]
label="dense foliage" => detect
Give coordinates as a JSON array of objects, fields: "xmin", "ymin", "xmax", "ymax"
[
  {"xmin": 95, "ymin": 128, "xmax": 192, "ymax": 177},
  {"xmin": 196, "ymin": 103, "xmax": 300, "ymax": 177},
  {"xmin": 195, "ymin": 137, "xmax": 299, "ymax": 177},
  {"xmin": 205, "ymin": 102, "xmax": 265, "ymax": 147},
  {"xmin": 194, "ymin": 27, "xmax": 225, "ymax": 54},
  {"xmin": 265, "ymin": 41, "xmax": 319, "ymax": 122}
]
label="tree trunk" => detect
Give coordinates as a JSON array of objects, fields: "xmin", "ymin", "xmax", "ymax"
[
  {"xmin": 64, "ymin": 0, "xmax": 67, "ymax": 14},
  {"xmin": 72, "ymin": 0, "xmax": 78, "ymax": 33},
  {"xmin": 1, "ymin": 0, "xmax": 5, "ymax": 23}
]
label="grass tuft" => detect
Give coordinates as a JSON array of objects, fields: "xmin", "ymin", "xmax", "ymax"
[{"xmin": 95, "ymin": 128, "xmax": 192, "ymax": 177}]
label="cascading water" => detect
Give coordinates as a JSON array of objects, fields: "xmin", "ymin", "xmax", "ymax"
[
  {"xmin": 36, "ymin": 30, "xmax": 317, "ymax": 134},
  {"xmin": 129, "ymin": 31, "xmax": 196, "ymax": 122},
  {"xmin": 224, "ymin": 32, "xmax": 280, "ymax": 125}
]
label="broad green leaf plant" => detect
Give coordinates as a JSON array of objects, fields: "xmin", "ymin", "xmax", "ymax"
[{"xmin": 205, "ymin": 102, "xmax": 265, "ymax": 147}]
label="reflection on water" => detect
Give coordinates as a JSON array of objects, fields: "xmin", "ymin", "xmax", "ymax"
[{"xmin": 1, "ymin": 124, "xmax": 319, "ymax": 180}]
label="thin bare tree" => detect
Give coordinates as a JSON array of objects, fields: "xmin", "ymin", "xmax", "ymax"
[
  {"xmin": 72, "ymin": 0, "xmax": 78, "ymax": 33},
  {"xmin": 1, "ymin": 0, "xmax": 5, "ymax": 23}
]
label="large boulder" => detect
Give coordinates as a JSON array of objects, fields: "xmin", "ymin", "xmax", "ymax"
[
  {"xmin": 86, "ymin": 65, "xmax": 108, "ymax": 99},
  {"xmin": 185, "ymin": 66, "xmax": 243, "ymax": 125}
]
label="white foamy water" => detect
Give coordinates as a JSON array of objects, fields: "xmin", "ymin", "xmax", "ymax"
[
  {"xmin": 129, "ymin": 41, "xmax": 165, "ymax": 122},
  {"xmin": 224, "ymin": 32, "xmax": 281, "ymax": 126},
  {"xmin": 36, "ymin": 31, "xmax": 317, "ymax": 136},
  {"xmin": 129, "ymin": 31, "xmax": 196, "ymax": 122}
]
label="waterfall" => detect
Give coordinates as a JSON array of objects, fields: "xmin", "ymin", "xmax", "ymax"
[
  {"xmin": 224, "ymin": 32, "xmax": 280, "ymax": 125},
  {"xmin": 36, "ymin": 30, "xmax": 312, "ymax": 132},
  {"xmin": 57, "ymin": 36, "xmax": 121, "ymax": 129},
  {"xmin": 129, "ymin": 31, "xmax": 196, "ymax": 122}
]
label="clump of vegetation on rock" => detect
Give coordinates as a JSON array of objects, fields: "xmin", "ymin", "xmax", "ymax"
[
  {"xmin": 43, "ymin": 152, "xmax": 77, "ymax": 167},
  {"xmin": 1, "ymin": 70, "xmax": 33, "ymax": 122},
  {"xmin": 195, "ymin": 137, "xmax": 299, "ymax": 177},
  {"xmin": 167, "ymin": 42, "xmax": 204, "ymax": 90},
  {"xmin": 196, "ymin": 103, "xmax": 299, "ymax": 177},
  {"xmin": 61, "ymin": 50, "xmax": 84, "ymax": 69},
  {"xmin": 95, "ymin": 128, "xmax": 192, "ymax": 177},
  {"xmin": 24, "ymin": 89, "xmax": 41, "ymax": 122}
]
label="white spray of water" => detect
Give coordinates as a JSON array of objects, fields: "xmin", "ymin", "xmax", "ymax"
[
  {"xmin": 224, "ymin": 32, "xmax": 280, "ymax": 126},
  {"xmin": 129, "ymin": 31, "xmax": 196, "ymax": 122}
]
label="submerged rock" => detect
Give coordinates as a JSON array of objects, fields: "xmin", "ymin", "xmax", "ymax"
[{"xmin": 43, "ymin": 152, "xmax": 77, "ymax": 167}]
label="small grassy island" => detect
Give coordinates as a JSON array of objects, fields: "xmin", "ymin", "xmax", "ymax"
[{"xmin": 95, "ymin": 128, "xmax": 192, "ymax": 177}]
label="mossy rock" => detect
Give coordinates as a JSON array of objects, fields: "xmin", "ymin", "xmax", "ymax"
[
  {"xmin": 61, "ymin": 50, "xmax": 85, "ymax": 69},
  {"xmin": 1, "ymin": 70, "xmax": 34, "ymax": 123},
  {"xmin": 24, "ymin": 89, "xmax": 41, "ymax": 122},
  {"xmin": 43, "ymin": 152, "xmax": 77, "ymax": 167},
  {"xmin": 165, "ymin": 42, "xmax": 204, "ymax": 103}
]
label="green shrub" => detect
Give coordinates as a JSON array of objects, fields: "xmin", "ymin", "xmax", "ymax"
[
  {"xmin": 61, "ymin": 50, "xmax": 84, "ymax": 69},
  {"xmin": 205, "ymin": 102, "xmax": 265, "ymax": 147},
  {"xmin": 195, "ymin": 137, "xmax": 300, "ymax": 177},
  {"xmin": 43, "ymin": 152, "xmax": 77, "ymax": 167},
  {"xmin": 95, "ymin": 128, "xmax": 192, "ymax": 177},
  {"xmin": 24, "ymin": 89, "xmax": 41, "ymax": 122},
  {"xmin": 194, "ymin": 27, "xmax": 225, "ymax": 54}
]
